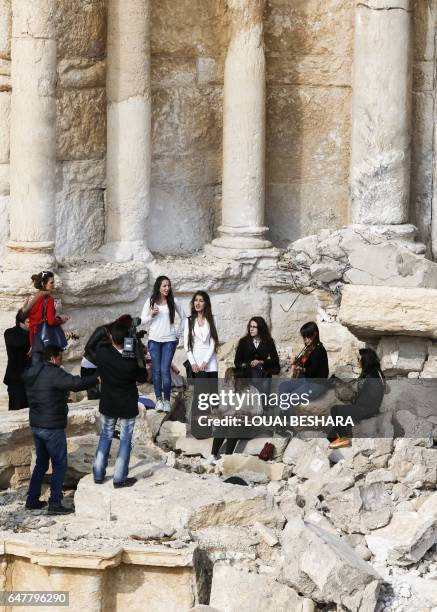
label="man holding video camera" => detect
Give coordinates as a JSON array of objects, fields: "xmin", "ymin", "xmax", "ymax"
[{"xmin": 92, "ymin": 322, "xmax": 147, "ymax": 488}]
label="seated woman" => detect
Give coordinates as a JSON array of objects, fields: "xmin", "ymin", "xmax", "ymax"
[
  {"xmin": 234, "ymin": 317, "xmax": 280, "ymax": 408},
  {"xmin": 279, "ymin": 321, "xmax": 329, "ymax": 409},
  {"xmin": 329, "ymin": 348, "xmax": 385, "ymax": 449}
]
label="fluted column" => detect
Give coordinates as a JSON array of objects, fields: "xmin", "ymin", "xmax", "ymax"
[
  {"xmin": 350, "ymin": 0, "xmax": 412, "ymax": 226},
  {"xmin": 101, "ymin": 0, "xmax": 152, "ymax": 263},
  {"xmin": 208, "ymin": 0, "xmax": 274, "ymax": 257},
  {"xmin": 7, "ymin": 0, "xmax": 57, "ymax": 268}
]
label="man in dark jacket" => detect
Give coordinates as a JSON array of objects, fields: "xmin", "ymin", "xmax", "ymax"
[
  {"xmin": 3, "ymin": 310, "xmax": 31, "ymax": 410},
  {"xmin": 22, "ymin": 345, "xmax": 98, "ymax": 514},
  {"xmin": 92, "ymin": 324, "xmax": 147, "ymax": 488}
]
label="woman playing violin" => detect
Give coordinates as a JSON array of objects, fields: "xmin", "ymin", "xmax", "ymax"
[{"xmin": 279, "ymin": 321, "xmax": 329, "ymax": 412}]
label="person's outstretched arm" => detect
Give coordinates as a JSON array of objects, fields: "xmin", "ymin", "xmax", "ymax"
[{"xmin": 54, "ymin": 368, "xmax": 98, "ymax": 392}]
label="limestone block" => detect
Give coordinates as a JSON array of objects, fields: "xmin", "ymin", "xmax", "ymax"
[
  {"xmin": 156, "ymin": 421, "xmax": 186, "ymax": 448},
  {"xmin": 193, "ymin": 526, "xmax": 259, "ymax": 555},
  {"xmin": 212, "ymin": 292, "xmax": 271, "ymax": 343},
  {"xmin": 222, "ymin": 454, "xmax": 287, "ymax": 481},
  {"xmin": 293, "ymin": 445, "xmax": 330, "ymax": 480},
  {"xmin": 281, "ymin": 518, "xmax": 381, "ymax": 611},
  {"xmin": 75, "ymin": 464, "xmax": 284, "ymax": 530},
  {"xmin": 283, "ymin": 438, "xmax": 308, "ymax": 466},
  {"xmin": 269, "ymin": 291, "xmax": 318, "ymax": 345},
  {"xmin": 366, "ymin": 511, "xmax": 436, "ymax": 566},
  {"xmin": 344, "ymin": 242, "xmax": 437, "ymax": 287},
  {"xmin": 377, "ymin": 336, "xmax": 429, "ymax": 375},
  {"xmin": 210, "ymin": 564, "xmax": 307, "ymax": 612},
  {"xmin": 0, "ymin": 0, "xmax": 11, "ymax": 59},
  {"xmin": 56, "ymin": 89, "xmax": 106, "ymax": 161},
  {"xmin": 420, "ymin": 344, "xmax": 437, "ymax": 378},
  {"xmin": 0, "ymin": 91, "xmax": 9, "ymax": 163},
  {"xmin": 175, "ymin": 437, "xmax": 212, "ymax": 459},
  {"xmin": 145, "ymin": 410, "xmax": 168, "ymax": 439},
  {"xmin": 339, "ymin": 285, "xmax": 437, "ymax": 339},
  {"xmin": 418, "ymin": 492, "xmax": 437, "ymax": 520},
  {"xmin": 150, "ymin": 0, "xmax": 229, "ymax": 57},
  {"xmin": 389, "ymin": 439, "xmax": 437, "ymax": 487},
  {"xmin": 264, "ymin": 0, "xmax": 353, "ymax": 59},
  {"xmin": 55, "ymin": 0, "xmax": 106, "ymax": 60},
  {"xmin": 148, "ymin": 183, "xmax": 218, "ymax": 254},
  {"xmin": 55, "ymin": 187, "xmax": 104, "ymax": 260},
  {"xmin": 58, "ymin": 59, "xmax": 105, "ymax": 90},
  {"xmin": 266, "ymin": 54, "xmax": 351, "ymax": 88}
]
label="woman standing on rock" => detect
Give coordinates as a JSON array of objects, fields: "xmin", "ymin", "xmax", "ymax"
[
  {"xmin": 184, "ymin": 291, "xmax": 219, "ymax": 379},
  {"xmin": 329, "ymin": 348, "xmax": 385, "ymax": 449},
  {"xmin": 234, "ymin": 316, "xmax": 280, "ymax": 407},
  {"xmin": 141, "ymin": 276, "xmax": 184, "ymax": 413},
  {"xmin": 27, "ymin": 272, "xmax": 69, "ymax": 364}
]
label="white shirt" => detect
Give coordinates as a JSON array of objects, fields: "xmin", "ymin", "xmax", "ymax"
[
  {"xmin": 140, "ymin": 299, "xmax": 185, "ymax": 342},
  {"xmin": 183, "ymin": 317, "xmax": 218, "ymax": 372}
]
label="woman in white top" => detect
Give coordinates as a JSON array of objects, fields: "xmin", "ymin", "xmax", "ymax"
[
  {"xmin": 141, "ymin": 276, "xmax": 184, "ymax": 412},
  {"xmin": 184, "ymin": 291, "xmax": 219, "ymax": 376}
]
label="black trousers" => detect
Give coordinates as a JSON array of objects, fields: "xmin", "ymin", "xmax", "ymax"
[
  {"xmin": 212, "ymin": 437, "xmax": 239, "ymax": 457},
  {"xmin": 7, "ymin": 383, "xmax": 28, "ymax": 410},
  {"xmin": 80, "ymin": 367, "xmax": 100, "ymax": 400},
  {"xmin": 331, "ymin": 403, "xmax": 378, "ymax": 438}
]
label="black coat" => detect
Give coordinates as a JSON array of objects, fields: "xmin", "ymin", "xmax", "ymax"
[
  {"xmin": 302, "ymin": 343, "xmax": 329, "ymax": 379},
  {"xmin": 84, "ymin": 326, "xmax": 110, "ymax": 364},
  {"xmin": 23, "ymin": 363, "xmax": 98, "ymax": 429},
  {"xmin": 354, "ymin": 368, "xmax": 385, "ymax": 415},
  {"xmin": 3, "ymin": 325, "xmax": 30, "ymax": 385},
  {"xmin": 234, "ymin": 337, "xmax": 280, "ymax": 377},
  {"xmin": 95, "ymin": 343, "xmax": 148, "ymax": 419}
]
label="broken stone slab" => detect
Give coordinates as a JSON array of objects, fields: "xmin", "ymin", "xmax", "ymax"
[
  {"xmin": 365, "ymin": 511, "xmax": 436, "ymax": 566},
  {"xmin": 254, "ymin": 521, "xmax": 278, "ymax": 547},
  {"xmin": 339, "ymin": 285, "xmax": 437, "ymax": 340},
  {"xmin": 309, "ymin": 262, "xmax": 343, "ymax": 283},
  {"xmin": 389, "ymin": 438, "xmax": 437, "ymax": 487},
  {"xmin": 221, "ymin": 454, "xmax": 287, "ymax": 481},
  {"xmin": 377, "ymin": 336, "xmax": 429, "ymax": 376},
  {"xmin": 192, "ymin": 526, "xmax": 259, "ymax": 555},
  {"xmin": 175, "ymin": 436, "xmax": 212, "ymax": 459},
  {"xmin": 209, "ymin": 564, "xmax": 311, "ymax": 612},
  {"xmin": 75, "ymin": 462, "xmax": 284, "ymax": 531},
  {"xmin": 156, "ymin": 421, "xmax": 187, "ymax": 448},
  {"xmin": 281, "ymin": 517, "xmax": 381, "ymax": 612},
  {"xmin": 293, "ymin": 444, "xmax": 330, "ymax": 480}
]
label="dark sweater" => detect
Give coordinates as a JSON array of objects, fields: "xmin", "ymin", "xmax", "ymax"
[
  {"xmin": 302, "ymin": 342, "xmax": 329, "ymax": 379},
  {"xmin": 4, "ymin": 325, "xmax": 30, "ymax": 384},
  {"xmin": 234, "ymin": 336, "xmax": 280, "ymax": 377},
  {"xmin": 95, "ymin": 344, "xmax": 148, "ymax": 419},
  {"xmin": 23, "ymin": 363, "xmax": 98, "ymax": 429}
]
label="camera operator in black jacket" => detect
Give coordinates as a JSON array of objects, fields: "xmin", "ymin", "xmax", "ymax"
[
  {"xmin": 23, "ymin": 346, "xmax": 98, "ymax": 514},
  {"xmin": 92, "ymin": 324, "xmax": 148, "ymax": 488}
]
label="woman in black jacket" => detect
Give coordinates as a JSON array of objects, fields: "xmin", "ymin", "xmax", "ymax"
[
  {"xmin": 329, "ymin": 348, "xmax": 385, "ymax": 449},
  {"xmin": 3, "ymin": 310, "xmax": 31, "ymax": 409},
  {"xmin": 234, "ymin": 317, "xmax": 280, "ymax": 409}
]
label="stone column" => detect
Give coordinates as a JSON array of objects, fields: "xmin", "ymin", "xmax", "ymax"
[
  {"xmin": 208, "ymin": 0, "xmax": 274, "ymax": 257},
  {"xmin": 6, "ymin": 0, "xmax": 57, "ymax": 269},
  {"xmin": 350, "ymin": 0, "xmax": 412, "ymax": 227},
  {"xmin": 101, "ymin": 0, "xmax": 152, "ymax": 263}
]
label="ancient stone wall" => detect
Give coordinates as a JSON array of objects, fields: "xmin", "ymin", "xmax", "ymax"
[{"xmin": 0, "ymin": 1, "xmax": 436, "ymax": 258}]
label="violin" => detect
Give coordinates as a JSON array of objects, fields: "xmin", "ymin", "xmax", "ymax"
[{"xmin": 291, "ymin": 342, "xmax": 316, "ymax": 378}]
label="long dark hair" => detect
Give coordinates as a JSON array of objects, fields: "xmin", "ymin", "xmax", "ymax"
[
  {"xmin": 187, "ymin": 291, "xmax": 219, "ymax": 352},
  {"xmin": 359, "ymin": 348, "xmax": 384, "ymax": 378},
  {"xmin": 300, "ymin": 321, "xmax": 320, "ymax": 344},
  {"xmin": 150, "ymin": 276, "xmax": 175, "ymax": 324},
  {"xmin": 244, "ymin": 316, "xmax": 272, "ymax": 345},
  {"xmin": 31, "ymin": 271, "xmax": 54, "ymax": 290}
]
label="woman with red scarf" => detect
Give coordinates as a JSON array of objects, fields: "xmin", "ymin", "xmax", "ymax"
[{"xmin": 26, "ymin": 272, "xmax": 69, "ymax": 364}]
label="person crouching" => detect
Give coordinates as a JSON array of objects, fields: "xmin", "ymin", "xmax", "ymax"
[
  {"xmin": 23, "ymin": 345, "xmax": 99, "ymax": 514},
  {"xmin": 92, "ymin": 324, "xmax": 148, "ymax": 488}
]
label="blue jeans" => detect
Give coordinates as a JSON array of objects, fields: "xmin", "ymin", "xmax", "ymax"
[
  {"xmin": 148, "ymin": 339, "xmax": 177, "ymax": 401},
  {"xmin": 93, "ymin": 416, "xmax": 135, "ymax": 484},
  {"xmin": 27, "ymin": 427, "xmax": 67, "ymax": 506}
]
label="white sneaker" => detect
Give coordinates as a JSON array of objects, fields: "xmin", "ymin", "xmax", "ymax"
[
  {"xmin": 155, "ymin": 399, "xmax": 164, "ymax": 412},
  {"xmin": 205, "ymin": 454, "xmax": 217, "ymax": 466},
  {"xmin": 163, "ymin": 400, "xmax": 171, "ymax": 413}
]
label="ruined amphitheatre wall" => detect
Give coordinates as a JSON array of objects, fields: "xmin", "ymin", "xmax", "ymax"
[{"xmin": 0, "ymin": 0, "xmax": 435, "ymax": 259}]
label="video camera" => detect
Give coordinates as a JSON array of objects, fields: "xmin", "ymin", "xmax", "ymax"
[{"xmin": 122, "ymin": 317, "xmax": 147, "ymax": 369}]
